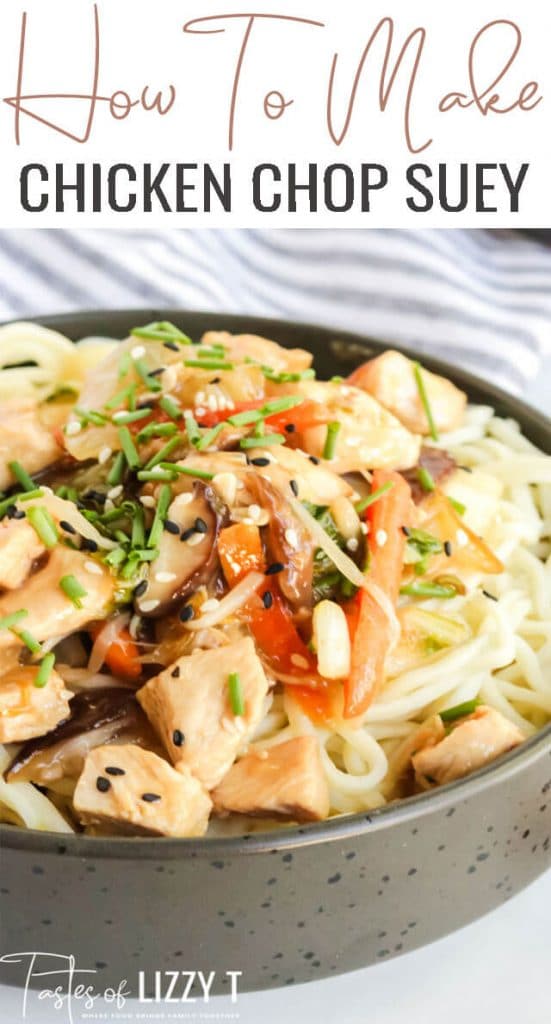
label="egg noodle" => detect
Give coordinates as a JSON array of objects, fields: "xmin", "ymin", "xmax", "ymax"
[{"xmin": 0, "ymin": 320, "xmax": 549, "ymax": 835}]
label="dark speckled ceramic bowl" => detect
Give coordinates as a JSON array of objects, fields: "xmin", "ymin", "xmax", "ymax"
[{"xmin": 1, "ymin": 310, "xmax": 550, "ymax": 996}]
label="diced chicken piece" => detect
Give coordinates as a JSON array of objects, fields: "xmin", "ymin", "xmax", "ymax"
[
  {"xmin": 0, "ymin": 546, "xmax": 115, "ymax": 651},
  {"xmin": 73, "ymin": 744, "xmax": 212, "ymax": 837},
  {"xmin": 212, "ymin": 736, "xmax": 330, "ymax": 822},
  {"xmin": 0, "ymin": 665, "xmax": 72, "ymax": 743},
  {"xmin": 0, "ymin": 519, "xmax": 45, "ymax": 590},
  {"xmin": 247, "ymin": 445, "xmax": 352, "ymax": 506},
  {"xmin": 0, "ymin": 399, "xmax": 63, "ymax": 490},
  {"xmin": 349, "ymin": 351, "xmax": 467, "ymax": 436},
  {"xmin": 201, "ymin": 331, "xmax": 312, "ymax": 375},
  {"xmin": 161, "ymin": 362, "xmax": 266, "ymax": 409},
  {"xmin": 138, "ymin": 637, "xmax": 270, "ymax": 789},
  {"xmin": 412, "ymin": 705, "xmax": 525, "ymax": 787},
  {"xmin": 276, "ymin": 380, "xmax": 420, "ymax": 473}
]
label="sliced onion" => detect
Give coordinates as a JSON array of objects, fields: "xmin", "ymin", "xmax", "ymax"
[
  {"xmin": 56, "ymin": 666, "xmax": 127, "ymax": 691},
  {"xmin": 18, "ymin": 490, "xmax": 117, "ymax": 550},
  {"xmin": 87, "ymin": 612, "xmax": 130, "ymax": 674},
  {"xmin": 185, "ymin": 571, "xmax": 265, "ymax": 630}
]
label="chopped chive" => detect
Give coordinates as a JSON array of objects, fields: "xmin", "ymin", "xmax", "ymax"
[
  {"xmin": 136, "ymin": 469, "xmax": 177, "ymax": 482},
  {"xmin": 0, "ymin": 496, "xmax": 19, "ymax": 519},
  {"xmin": 18, "ymin": 489, "xmax": 44, "ymax": 503},
  {"xmin": 144, "ymin": 436, "xmax": 181, "ymax": 470},
  {"xmin": 131, "ymin": 321, "xmax": 192, "ymax": 344},
  {"xmin": 261, "ymin": 395, "xmax": 304, "ymax": 417},
  {"xmin": 137, "ymin": 421, "xmax": 178, "ymax": 442},
  {"xmin": 448, "ymin": 496, "xmax": 467, "ymax": 516},
  {"xmin": 413, "ymin": 362, "xmax": 439, "ymax": 442},
  {"xmin": 240, "ymin": 433, "xmax": 285, "ymax": 449},
  {"xmin": 440, "ymin": 699, "xmax": 481, "ymax": 723},
  {"xmin": 193, "ymin": 346, "xmax": 228, "ymax": 359},
  {"xmin": 131, "ymin": 505, "xmax": 146, "ymax": 548},
  {"xmin": 184, "ymin": 414, "xmax": 202, "ymax": 446},
  {"xmin": 128, "ymin": 548, "xmax": 159, "ymax": 562},
  {"xmin": 8, "ymin": 461, "xmax": 35, "ymax": 492},
  {"xmin": 0, "ymin": 609, "xmax": 28, "ymax": 631},
  {"xmin": 228, "ymin": 672, "xmax": 245, "ymax": 716},
  {"xmin": 160, "ymin": 463, "xmax": 214, "ymax": 481},
  {"xmin": 117, "ymin": 427, "xmax": 141, "ymax": 470},
  {"xmin": 323, "ymin": 421, "xmax": 341, "ymax": 461},
  {"xmin": 400, "ymin": 580, "xmax": 457, "ymax": 599},
  {"xmin": 35, "ymin": 653, "xmax": 55, "ymax": 688},
  {"xmin": 118, "ymin": 352, "xmax": 132, "ymax": 378},
  {"xmin": 59, "ymin": 574, "xmax": 88, "ymax": 608},
  {"xmin": 261, "ymin": 367, "xmax": 316, "ymax": 383},
  {"xmin": 355, "ymin": 481, "xmax": 395, "ymax": 515},
  {"xmin": 104, "ymin": 383, "xmax": 135, "ymax": 410},
  {"xmin": 107, "ymin": 451, "xmax": 126, "ymax": 487},
  {"xmin": 26, "ymin": 506, "xmax": 59, "ymax": 548},
  {"xmin": 147, "ymin": 484, "xmax": 172, "ymax": 549},
  {"xmin": 253, "ymin": 419, "xmax": 265, "ymax": 439},
  {"xmin": 184, "ymin": 359, "xmax": 234, "ymax": 371},
  {"xmin": 196, "ymin": 423, "xmax": 226, "ymax": 451},
  {"xmin": 417, "ymin": 466, "xmax": 436, "ymax": 493},
  {"xmin": 406, "ymin": 528, "xmax": 443, "ymax": 557},
  {"xmin": 159, "ymin": 395, "xmax": 183, "ymax": 420},
  {"xmin": 104, "ymin": 546, "xmax": 127, "ymax": 568},
  {"xmin": 12, "ymin": 628, "xmax": 41, "ymax": 654},
  {"xmin": 228, "ymin": 408, "xmax": 263, "ymax": 427},
  {"xmin": 75, "ymin": 407, "xmax": 109, "ymax": 427},
  {"xmin": 112, "ymin": 408, "xmax": 152, "ymax": 425},
  {"xmin": 133, "ymin": 358, "xmax": 163, "ymax": 392}
]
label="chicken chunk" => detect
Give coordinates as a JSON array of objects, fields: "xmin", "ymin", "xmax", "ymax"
[
  {"xmin": 138, "ymin": 637, "xmax": 270, "ymax": 789},
  {"xmin": 0, "ymin": 519, "xmax": 45, "ymax": 590},
  {"xmin": 412, "ymin": 705, "xmax": 525, "ymax": 787},
  {"xmin": 275, "ymin": 380, "xmax": 421, "ymax": 473},
  {"xmin": 73, "ymin": 744, "xmax": 212, "ymax": 837},
  {"xmin": 0, "ymin": 546, "xmax": 115, "ymax": 651},
  {"xmin": 212, "ymin": 736, "xmax": 330, "ymax": 822},
  {"xmin": 201, "ymin": 331, "xmax": 312, "ymax": 375},
  {"xmin": 0, "ymin": 665, "xmax": 72, "ymax": 743},
  {"xmin": 247, "ymin": 445, "xmax": 352, "ymax": 506},
  {"xmin": 0, "ymin": 399, "xmax": 63, "ymax": 490},
  {"xmin": 349, "ymin": 351, "xmax": 467, "ymax": 436}
]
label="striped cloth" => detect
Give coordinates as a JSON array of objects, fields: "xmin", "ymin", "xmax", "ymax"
[{"xmin": 0, "ymin": 229, "xmax": 550, "ymax": 396}]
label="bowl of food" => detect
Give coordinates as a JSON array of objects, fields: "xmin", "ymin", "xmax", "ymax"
[{"xmin": 0, "ymin": 310, "xmax": 549, "ymax": 995}]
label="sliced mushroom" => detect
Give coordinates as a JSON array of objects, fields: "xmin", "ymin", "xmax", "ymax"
[
  {"xmin": 402, "ymin": 447, "xmax": 457, "ymax": 504},
  {"xmin": 250, "ymin": 475, "xmax": 314, "ymax": 611},
  {"xmin": 5, "ymin": 687, "xmax": 162, "ymax": 785},
  {"xmin": 136, "ymin": 483, "xmax": 228, "ymax": 618}
]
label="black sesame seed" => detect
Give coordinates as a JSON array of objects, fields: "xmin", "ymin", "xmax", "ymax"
[
  {"xmin": 444, "ymin": 540, "xmax": 452, "ymax": 557},
  {"xmin": 284, "ymin": 423, "xmax": 296, "ymax": 434},
  {"xmin": 289, "ymin": 479, "xmax": 299, "ymax": 497},
  {"xmin": 84, "ymin": 489, "xmax": 107, "ymax": 505},
  {"xmin": 309, "ymin": 456, "xmax": 320, "ymax": 465},
  {"xmin": 96, "ymin": 776, "xmax": 111, "ymax": 793},
  {"xmin": 163, "ymin": 341, "xmax": 180, "ymax": 352},
  {"xmin": 181, "ymin": 527, "xmax": 195, "ymax": 542},
  {"xmin": 134, "ymin": 580, "xmax": 148, "ymax": 599},
  {"xmin": 194, "ymin": 517, "xmax": 208, "ymax": 534},
  {"xmin": 482, "ymin": 589, "xmax": 499, "ymax": 602},
  {"xmin": 173, "ymin": 729, "xmax": 185, "ymax": 747},
  {"xmin": 250, "ymin": 457, "xmax": 270, "ymax": 467},
  {"xmin": 141, "ymin": 792, "xmax": 161, "ymax": 803},
  {"xmin": 401, "ymin": 526, "xmax": 411, "ymax": 537},
  {"xmin": 179, "ymin": 605, "xmax": 194, "ymax": 622},
  {"xmin": 105, "ymin": 766, "xmax": 125, "ymax": 777},
  {"xmin": 209, "ymin": 377, "xmax": 222, "ymax": 385},
  {"xmin": 171, "ymin": 666, "xmax": 181, "ymax": 678},
  {"xmin": 149, "ymin": 367, "xmax": 165, "ymax": 378},
  {"xmin": 458, "ymin": 465, "xmax": 473, "ymax": 473},
  {"xmin": 266, "ymin": 562, "xmax": 284, "ymax": 576},
  {"xmin": 81, "ymin": 538, "xmax": 99, "ymax": 553},
  {"xmin": 163, "ymin": 519, "xmax": 180, "ymax": 535},
  {"xmin": 59, "ymin": 520, "xmax": 77, "ymax": 535},
  {"xmin": 10, "ymin": 508, "xmax": 25, "ymax": 520},
  {"xmin": 262, "ymin": 590, "xmax": 274, "ymax": 609}
]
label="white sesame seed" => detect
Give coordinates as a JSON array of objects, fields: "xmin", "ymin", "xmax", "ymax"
[
  {"xmin": 139, "ymin": 599, "xmax": 160, "ymax": 613},
  {"xmin": 206, "ymin": 393, "xmax": 218, "ymax": 411},
  {"xmin": 177, "ymin": 492, "xmax": 194, "ymax": 506},
  {"xmin": 65, "ymin": 420, "xmax": 82, "ymax": 437},
  {"xmin": 84, "ymin": 560, "xmax": 103, "ymax": 576},
  {"xmin": 98, "ymin": 446, "xmax": 113, "ymax": 465},
  {"xmin": 149, "ymin": 466, "xmax": 166, "ymax": 478},
  {"xmin": 107, "ymin": 485, "xmax": 123, "ymax": 500},
  {"xmin": 360, "ymin": 523, "xmax": 369, "ymax": 535},
  {"xmin": 285, "ymin": 528, "xmax": 299, "ymax": 549},
  {"xmin": 345, "ymin": 436, "xmax": 360, "ymax": 447},
  {"xmin": 258, "ymin": 749, "xmax": 269, "ymax": 760},
  {"xmin": 140, "ymin": 495, "xmax": 156, "ymax": 508},
  {"xmin": 376, "ymin": 529, "xmax": 388, "ymax": 547},
  {"xmin": 131, "ymin": 345, "xmax": 146, "ymax": 359},
  {"xmin": 195, "ymin": 391, "xmax": 206, "ymax": 406},
  {"xmin": 456, "ymin": 528, "xmax": 469, "ymax": 548},
  {"xmin": 195, "ymin": 407, "xmax": 206, "ymax": 418},
  {"xmin": 346, "ymin": 537, "xmax": 359, "ymax": 552},
  {"xmin": 104, "ymin": 499, "xmax": 115, "ymax": 513},
  {"xmin": 187, "ymin": 533, "xmax": 205, "ymax": 547},
  {"xmin": 201, "ymin": 598, "xmax": 219, "ymax": 613},
  {"xmin": 291, "ymin": 653, "xmax": 309, "ymax": 670},
  {"xmin": 248, "ymin": 504, "xmax": 262, "ymax": 520},
  {"xmin": 155, "ymin": 571, "xmax": 177, "ymax": 583}
]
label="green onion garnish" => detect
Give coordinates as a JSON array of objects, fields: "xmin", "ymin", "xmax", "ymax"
[
  {"xmin": 323, "ymin": 421, "xmax": 341, "ymax": 461},
  {"xmin": 26, "ymin": 506, "xmax": 59, "ymax": 548},
  {"xmin": 184, "ymin": 359, "xmax": 234, "ymax": 371},
  {"xmin": 196, "ymin": 423, "xmax": 226, "ymax": 451},
  {"xmin": 228, "ymin": 395, "xmax": 303, "ymax": 428},
  {"xmin": 104, "ymin": 384, "xmax": 136, "ymax": 410},
  {"xmin": 8, "ymin": 461, "xmax": 35, "ymax": 492},
  {"xmin": 240, "ymin": 433, "xmax": 285, "ymax": 449},
  {"xmin": 112, "ymin": 408, "xmax": 152, "ymax": 425},
  {"xmin": 160, "ymin": 464, "xmax": 214, "ymax": 481},
  {"xmin": 107, "ymin": 451, "xmax": 126, "ymax": 487},
  {"xmin": 136, "ymin": 469, "xmax": 176, "ymax": 483},
  {"xmin": 59, "ymin": 574, "xmax": 88, "ymax": 608},
  {"xmin": 159, "ymin": 396, "xmax": 183, "ymax": 420},
  {"xmin": 18, "ymin": 489, "xmax": 45, "ymax": 503},
  {"xmin": 406, "ymin": 528, "xmax": 443, "ymax": 557},
  {"xmin": 75, "ymin": 407, "xmax": 109, "ymax": 427},
  {"xmin": 131, "ymin": 505, "xmax": 146, "ymax": 548},
  {"xmin": 0, "ymin": 610, "xmax": 29, "ymax": 632},
  {"xmin": 104, "ymin": 546, "xmax": 127, "ymax": 568},
  {"xmin": 131, "ymin": 321, "xmax": 192, "ymax": 344},
  {"xmin": 133, "ymin": 358, "xmax": 163, "ymax": 392},
  {"xmin": 12, "ymin": 628, "xmax": 41, "ymax": 655},
  {"xmin": 35, "ymin": 652, "xmax": 55, "ymax": 688},
  {"xmin": 355, "ymin": 481, "xmax": 395, "ymax": 515},
  {"xmin": 118, "ymin": 352, "xmax": 132, "ymax": 378},
  {"xmin": 144, "ymin": 436, "xmax": 182, "ymax": 470},
  {"xmin": 440, "ymin": 699, "xmax": 481, "ymax": 723},
  {"xmin": 262, "ymin": 367, "xmax": 316, "ymax": 384},
  {"xmin": 184, "ymin": 414, "xmax": 202, "ymax": 446},
  {"xmin": 400, "ymin": 580, "xmax": 457, "ymax": 599},
  {"xmin": 448, "ymin": 496, "xmax": 467, "ymax": 516},
  {"xmin": 417, "ymin": 466, "xmax": 436, "ymax": 493},
  {"xmin": 147, "ymin": 484, "xmax": 172, "ymax": 549},
  {"xmin": 137, "ymin": 421, "xmax": 178, "ymax": 442},
  {"xmin": 413, "ymin": 362, "xmax": 439, "ymax": 442},
  {"xmin": 227, "ymin": 408, "xmax": 263, "ymax": 427},
  {"xmin": 118, "ymin": 427, "xmax": 141, "ymax": 470},
  {"xmin": 228, "ymin": 672, "xmax": 245, "ymax": 716}
]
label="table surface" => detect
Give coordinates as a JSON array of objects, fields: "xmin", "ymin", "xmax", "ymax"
[{"xmin": 1, "ymin": 376, "xmax": 549, "ymax": 1024}]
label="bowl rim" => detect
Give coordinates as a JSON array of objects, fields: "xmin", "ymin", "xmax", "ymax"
[{"xmin": 1, "ymin": 307, "xmax": 550, "ymax": 860}]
